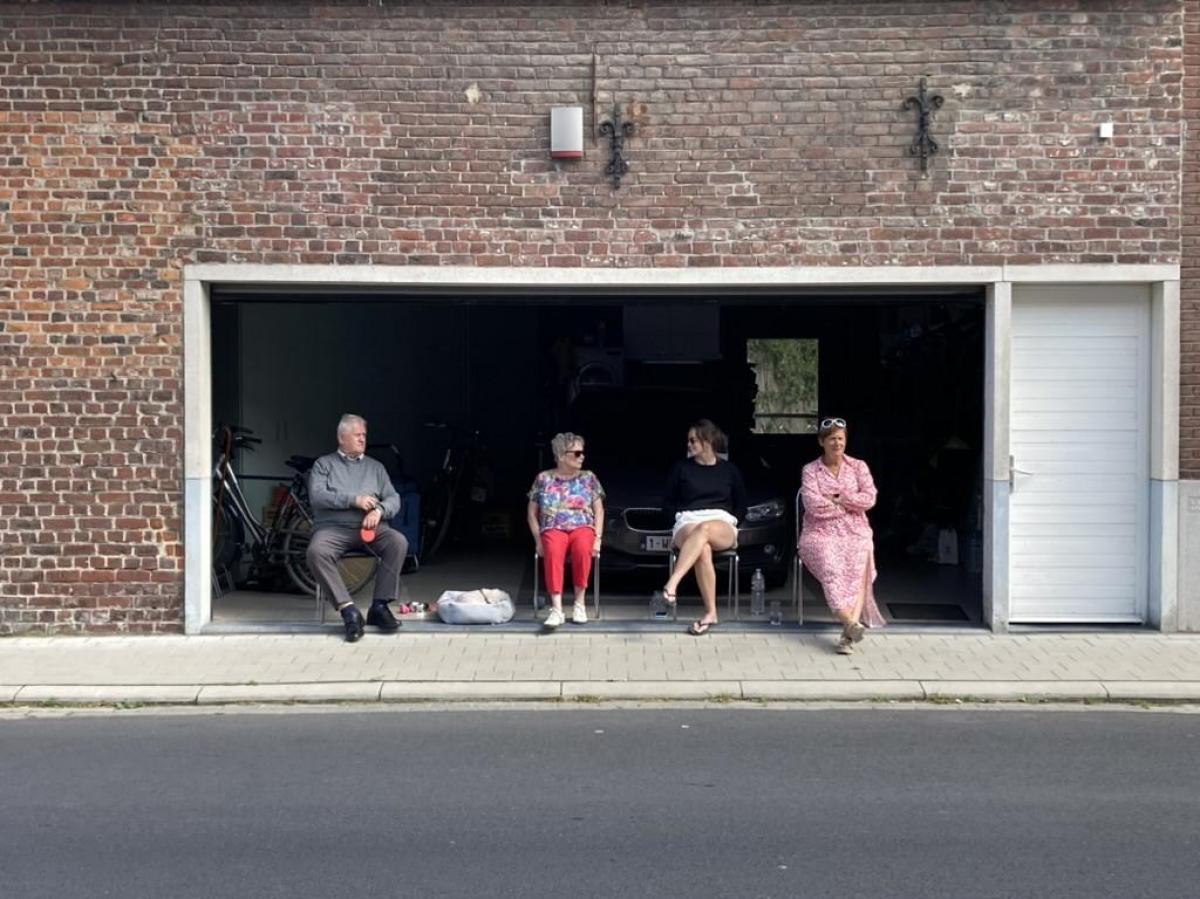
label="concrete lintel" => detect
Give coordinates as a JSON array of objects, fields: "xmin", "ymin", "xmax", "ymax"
[
  {"xmin": 1150, "ymin": 281, "xmax": 1180, "ymax": 480},
  {"xmin": 741, "ymin": 680, "xmax": 925, "ymax": 701},
  {"xmin": 183, "ymin": 277, "xmax": 211, "ymax": 480},
  {"xmin": 184, "ymin": 263, "xmax": 1004, "ymax": 291},
  {"xmin": 1002, "ymin": 263, "xmax": 1180, "ymax": 283},
  {"xmin": 984, "ymin": 282, "xmax": 1012, "ymax": 482}
]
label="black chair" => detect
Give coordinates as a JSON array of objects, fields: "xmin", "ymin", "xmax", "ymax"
[{"xmin": 666, "ymin": 543, "xmax": 740, "ymax": 621}]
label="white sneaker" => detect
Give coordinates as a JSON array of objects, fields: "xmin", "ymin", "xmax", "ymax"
[
  {"xmin": 544, "ymin": 607, "xmax": 565, "ymax": 628},
  {"xmin": 835, "ymin": 634, "xmax": 854, "ymax": 655},
  {"xmin": 572, "ymin": 603, "xmax": 588, "ymax": 625},
  {"xmin": 845, "ymin": 621, "xmax": 866, "ymax": 644}
]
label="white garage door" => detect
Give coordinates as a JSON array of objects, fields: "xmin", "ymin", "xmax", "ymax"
[{"xmin": 1009, "ymin": 286, "xmax": 1149, "ymax": 623}]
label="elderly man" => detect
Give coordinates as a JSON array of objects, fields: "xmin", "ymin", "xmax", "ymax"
[{"xmin": 307, "ymin": 413, "xmax": 408, "ymax": 642}]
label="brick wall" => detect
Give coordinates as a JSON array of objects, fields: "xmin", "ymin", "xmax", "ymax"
[
  {"xmin": 0, "ymin": 1, "xmax": 1185, "ymax": 632},
  {"xmin": 1184, "ymin": 0, "xmax": 1199, "ymax": 479}
]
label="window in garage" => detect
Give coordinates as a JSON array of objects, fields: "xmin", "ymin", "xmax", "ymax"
[{"xmin": 747, "ymin": 338, "xmax": 819, "ymax": 434}]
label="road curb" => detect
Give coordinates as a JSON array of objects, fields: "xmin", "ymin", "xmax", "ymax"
[
  {"xmin": 13, "ymin": 685, "xmax": 203, "ymax": 704},
  {"xmin": 562, "ymin": 680, "xmax": 742, "ymax": 701},
  {"xmin": 4, "ymin": 680, "xmax": 1200, "ymax": 707},
  {"xmin": 381, "ymin": 682, "xmax": 561, "ymax": 702},
  {"xmin": 196, "ymin": 683, "xmax": 383, "ymax": 704},
  {"xmin": 741, "ymin": 680, "xmax": 926, "ymax": 701},
  {"xmin": 923, "ymin": 681, "xmax": 1110, "ymax": 702},
  {"xmin": 1102, "ymin": 681, "xmax": 1200, "ymax": 701}
]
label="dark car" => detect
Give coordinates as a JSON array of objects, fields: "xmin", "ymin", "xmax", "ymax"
[{"xmin": 566, "ymin": 387, "xmax": 792, "ymax": 586}]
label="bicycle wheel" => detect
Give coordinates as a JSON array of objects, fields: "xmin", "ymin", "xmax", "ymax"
[
  {"xmin": 212, "ymin": 496, "xmax": 243, "ymax": 570},
  {"xmin": 420, "ymin": 477, "xmax": 457, "ymax": 564},
  {"xmin": 282, "ymin": 516, "xmax": 378, "ymax": 597}
]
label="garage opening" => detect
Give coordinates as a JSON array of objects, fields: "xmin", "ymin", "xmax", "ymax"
[{"xmin": 208, "ymin": 288, "xmax": 985, "ymax": 629}]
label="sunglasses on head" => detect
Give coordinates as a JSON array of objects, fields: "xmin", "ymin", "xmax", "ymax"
[{"xmin": 820, "ymin": 418, "xmax": 847, "ymax": 430}]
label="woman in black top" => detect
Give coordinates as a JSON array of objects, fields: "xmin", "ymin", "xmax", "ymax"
[{"xmin": 660, "ymin": 419, "xmax": 747, "ymax": 635}]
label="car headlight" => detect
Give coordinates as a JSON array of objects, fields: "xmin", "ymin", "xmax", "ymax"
[{"xmin": 744, "ymin": 499, "xmax": 785, "ymax": 523}]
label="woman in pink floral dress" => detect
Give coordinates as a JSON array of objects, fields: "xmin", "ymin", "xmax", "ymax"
[
  {"xmin": 798, "ymin": 418, "xmax": 886, "ymax": 654},
  {"xmin": 526, "ymin": 432, "xmax": 605, "ymax": 629}
]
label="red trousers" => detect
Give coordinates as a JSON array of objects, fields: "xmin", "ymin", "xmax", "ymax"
[{"xmin": 541, "ymin": 527, "xmax": 596, "ymax": 594}]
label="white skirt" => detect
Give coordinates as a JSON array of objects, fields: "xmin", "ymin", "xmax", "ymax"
[{"xmin": 671, "ymin": 509, "xmax": 739, "ymax": 544}]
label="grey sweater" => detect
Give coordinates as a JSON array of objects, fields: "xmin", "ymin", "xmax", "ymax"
[{"xmin": 309, "ymin": 452, "xmax": 400, "ymax": 528}]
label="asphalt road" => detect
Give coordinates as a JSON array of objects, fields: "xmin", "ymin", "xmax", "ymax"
[{"xmin": 3, "ymin": 706, "xmax": 1199, "ymax": 899}]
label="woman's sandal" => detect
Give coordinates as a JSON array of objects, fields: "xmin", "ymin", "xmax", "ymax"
[
  {"xmin": 659, "ymin": 589, "xmax": 677, "ymax": 607},
  {"xmin": 688, "ymin": 619, "xmax": 718, "ymax": 636}
]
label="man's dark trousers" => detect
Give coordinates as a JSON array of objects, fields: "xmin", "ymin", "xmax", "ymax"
[{"xmin": 307, "ymin": 524, "xmax": 408, "ymax": 608}]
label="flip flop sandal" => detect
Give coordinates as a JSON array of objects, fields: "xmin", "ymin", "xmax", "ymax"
[{"xmin": 688, "ymin": 619, "xmax": 717, "ymax": 636}]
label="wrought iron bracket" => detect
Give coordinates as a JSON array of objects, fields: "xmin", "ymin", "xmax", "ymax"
[
  {"xmin": 599, "ymin": 101, "xmax": 635, "ymax": 189},
  {"xmin": 903, "ymin": 77, "xmax": 944, "ymax": 176}
]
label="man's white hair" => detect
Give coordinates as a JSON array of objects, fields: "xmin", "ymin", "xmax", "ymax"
[{"xmin": 337, "ymin": 413, "xmax": 367, "ymax": 436}]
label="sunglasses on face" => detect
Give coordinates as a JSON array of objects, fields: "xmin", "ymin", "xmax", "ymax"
[
  {"xmin": 564, "ymin": 450, "xmax": 585, "ymax": 458},
  {"xmin": 820, "ymin": 418, "xmax": 847, "ymax": 430}
]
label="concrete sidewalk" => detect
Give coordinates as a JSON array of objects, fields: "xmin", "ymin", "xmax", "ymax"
[{"xmin": 4, "ymin": 627, "xmax": 1200, "ymax": 706}]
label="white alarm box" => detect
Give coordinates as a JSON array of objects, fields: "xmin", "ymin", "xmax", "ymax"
[{"xmin": 550, "ymin": 107, "xmax": 584, "ymax": 158}]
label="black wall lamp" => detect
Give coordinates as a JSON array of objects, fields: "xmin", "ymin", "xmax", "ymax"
[
  {"xmin": 599, "ymin": 101, "xmax": 635, "ymax": 189},
  {"xmin": 903, "ymin": 76, "xmax": 944, "ymax": 176}
]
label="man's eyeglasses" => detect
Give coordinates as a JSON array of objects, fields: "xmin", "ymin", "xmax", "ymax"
[
  {"xmin": 820, "ymin": 418, "xmax": 847, "ymax": 430},
  {"xmin": 564, "ymin": 450, "xmax": 586, "ymax": 458}
]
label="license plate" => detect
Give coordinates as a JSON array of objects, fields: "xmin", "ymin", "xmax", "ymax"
[{"xmin": 642, "ymin": 534, "xmax": 670, "ymax": 552}]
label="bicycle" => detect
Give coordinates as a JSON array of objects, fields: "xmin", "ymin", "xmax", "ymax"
[
  {"xmin": 211, "ymin": 425, "xmax": 377, "ymax": 596},
  {"xmin": 419, "ymin": 420, "xmax": 492, "ymax": 564}
]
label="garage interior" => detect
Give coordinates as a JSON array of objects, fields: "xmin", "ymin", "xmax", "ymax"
[{"xmin": 208, "ymin": 287, "xmax": 985, "ymax": 630}]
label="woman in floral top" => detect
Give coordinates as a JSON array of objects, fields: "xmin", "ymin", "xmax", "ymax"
[{"xmin": 526, "ymin": 432, "xmax": 605, "ymax": 629}]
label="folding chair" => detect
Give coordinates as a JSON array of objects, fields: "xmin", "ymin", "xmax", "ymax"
[
  {"xmin": 314, "ymin": 548, "xmax": 380, "ymax": 622},
  {"xmin": 791, "ymin": 487, "xmax": 805, "ymax": 625},
  {"xmin": 532, "ymin": 549, "xmax": 601, "ymax": 620}
]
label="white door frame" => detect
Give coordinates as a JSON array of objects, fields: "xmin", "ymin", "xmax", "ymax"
[{"xmin": 182, "ymin": 263, "xmax": 1180, "ymax": 634}]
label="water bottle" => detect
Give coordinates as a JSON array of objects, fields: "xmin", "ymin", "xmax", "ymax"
[{"xmin": 750, "ymin": 568, "xmax": 766, "ymax": 618}]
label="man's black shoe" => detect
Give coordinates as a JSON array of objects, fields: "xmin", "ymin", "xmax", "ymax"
[
  {"xmin": 367, "ymin": 601, "xmax": 401, "ymax": 632},
  {"xmin": 340, "ymin": 605, "xmax": 365, "ymax": 643}
]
